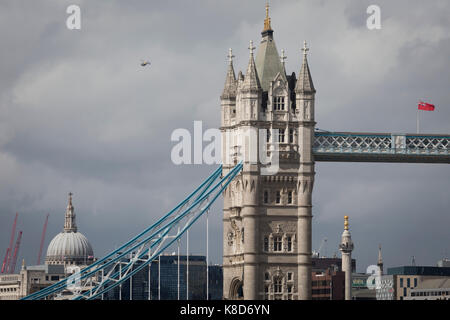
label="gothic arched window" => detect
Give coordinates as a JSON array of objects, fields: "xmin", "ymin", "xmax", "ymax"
[
  {"xmin": 273, "ymin": 96, "xmax": 285, "ymax": 111},
  {"xmin": 278, "ymin": 129, "xmax": 285, "ymax": 143},
  {"xmin": 289, "ymin": 128, "xmax": 294, "ymax": 143},
  {"xmin": 274, "ymin": 278, "xmax": 283, "ymax": 293},
  {"xmin": 287, "ymin": 236, "xmax": 292, "ymax": 252},
  {"xmin": 273, "ymin": 236, "xmax": 282, "ymax": 252}
]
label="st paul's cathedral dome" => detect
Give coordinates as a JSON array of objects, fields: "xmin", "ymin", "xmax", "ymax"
[{"xmin": 45, "ymin": 193, "xmax": 94, "ymax": 267}]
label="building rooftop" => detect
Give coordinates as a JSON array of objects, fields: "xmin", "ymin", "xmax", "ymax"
[
  {"xmin": 387, "ymin": 266, "xmax": 450, "ymax": 276},
  {"xmin": 25, "ymin": 264, "xmax": 65, "ymax": 274},
  {"xmin": 311, "ymin": 257, "xmax": 356, "ymax": 273}
]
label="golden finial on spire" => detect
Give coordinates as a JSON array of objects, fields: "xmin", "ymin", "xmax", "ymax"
[
  {"xmin": 263, "ymin": 1, "xmax": 272, "ymax": 31},
  {"xmin": 344, "ymin": 215, "xmax": 349, "ymax": 230}
]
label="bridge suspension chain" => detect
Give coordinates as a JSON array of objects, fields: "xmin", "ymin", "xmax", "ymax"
[{"xmin": 21, "ymin": 162, "xmax": 243, "ymax": 300}]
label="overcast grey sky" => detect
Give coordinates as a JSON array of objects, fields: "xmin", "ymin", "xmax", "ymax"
[{"xmin": 0, "ymin": 0, "xmax": 449, "ymax": 273}]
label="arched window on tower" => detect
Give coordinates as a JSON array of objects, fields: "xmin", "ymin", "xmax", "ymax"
[
  {"xmin": 289, "ymin": 129, "xmax": 294, "ymax": 143},
  {"xmin": 287, "ymin": 236, "xmax": 293, "ymax": 252},
  {"xmin": 278, "ymin": 129, "xmax": 285, "ymax": 143},
  {"xmin": 273, "ymin": 236, "xmax": 282, "ymax": 252},
  {"xmin": 273, "ymin": 96, "xmax": 285, "ymax": 111},
  {"xmin": 274, "ymin": 277, "xmax": 283, "ymax": 294}
]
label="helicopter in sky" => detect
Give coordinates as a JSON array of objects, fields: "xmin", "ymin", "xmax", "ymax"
[{"xmin": 140, "ymin": 60, "xmax": 151, "ymax": 67}]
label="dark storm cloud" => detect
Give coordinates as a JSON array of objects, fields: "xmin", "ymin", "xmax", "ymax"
[{"xmin": 0, "ymin": 0, "xmax": 449, "ymax": 272}]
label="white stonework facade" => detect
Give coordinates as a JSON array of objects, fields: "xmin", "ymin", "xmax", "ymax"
[{"xmin": 220, "ymin": 7, "xmax": 316, "ymax": 300}]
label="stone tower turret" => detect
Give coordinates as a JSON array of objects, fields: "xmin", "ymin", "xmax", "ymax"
[
  {"xmin": 294, "ymin": 40, "xmax": 316, "ymax": 299},
  {"xmin": 221, "ymin": 48, "xmax": 237, "ymax": 128}
]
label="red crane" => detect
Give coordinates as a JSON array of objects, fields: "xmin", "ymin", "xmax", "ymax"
[
  {"xmin": 1, "ymin": 248, "xmax": 10, "ymax": 273},
  {"xmin": 37, "ymin": 213, "xmax": 49, "ymax": 265},
  {"xmin": 1, "ymin": 212, "xmax": 18, "ymax": 274},
  {"xmin": 9, "ymin": 231, "xmax": 22, "ymax": 274}
]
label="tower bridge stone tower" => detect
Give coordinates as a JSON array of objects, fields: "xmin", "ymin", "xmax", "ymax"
[{"xmin": 220, "ymin": 4, "xmax": 315, "ymax": 300}]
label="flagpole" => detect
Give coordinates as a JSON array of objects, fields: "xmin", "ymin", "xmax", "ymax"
[
  {"xmin": 417, "ymin": 108, "xmax": 419, "ymax": 134},
  {"xmin": 417, "ymin": 100, "xmax": 436, "ymax": 133}
]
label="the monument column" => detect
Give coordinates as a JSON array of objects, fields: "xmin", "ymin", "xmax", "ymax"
[{"xmin": 339, "ymin": 216, "xmax": 354, "ymax": 300}]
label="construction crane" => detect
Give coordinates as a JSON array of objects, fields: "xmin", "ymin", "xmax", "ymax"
[
  {"xmin": 1, "ymin": 212, "xmax": 18, "ymax": 274},
  {"xmin": 9, "ymin": 231, "xmax": 22, "ymax": 274},
  {"xmin": 318, "ymin": 237, "xmax": 328, "ymax": 258},
  {"xmin": 1, "ymin": 248, "xmax": 10, "ymax": 273},
  {"xmin": 37, "ymin": 214, "xmax": 49, "ymax": 265},
  {"xmin": 312, "ymin": 237, "xmax": 328, "ymax": 258}
]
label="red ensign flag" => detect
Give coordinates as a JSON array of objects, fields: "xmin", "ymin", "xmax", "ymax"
[{"xmin": 418, "ymin": 101, "xmax": 435, "ymax": 111}]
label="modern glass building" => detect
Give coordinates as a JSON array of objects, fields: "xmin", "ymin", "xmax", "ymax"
[{"xmin": 103, "ymin": 255, "xmax": 222, "ymax": 300}]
